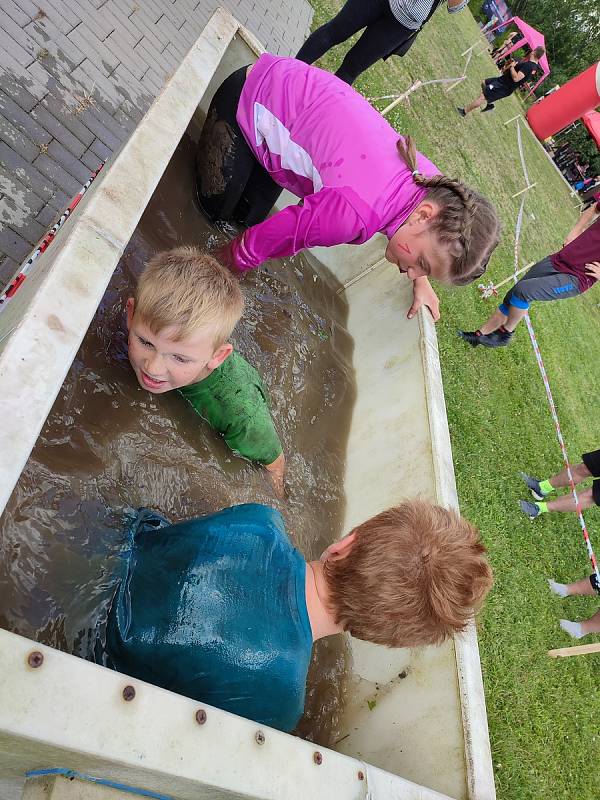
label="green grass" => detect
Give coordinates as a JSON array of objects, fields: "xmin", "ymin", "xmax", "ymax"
[{"xmin": 306, "ymin": 3, "xmax": 600, "ymax": 798}]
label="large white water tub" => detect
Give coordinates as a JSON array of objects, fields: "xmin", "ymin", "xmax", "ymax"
[{"xmin": 0, "ymin": 9, "xmax": 495, "ymax": 800}]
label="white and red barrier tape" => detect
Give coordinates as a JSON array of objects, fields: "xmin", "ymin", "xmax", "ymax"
[
  {"xmin": 508, "ymin": 118, "xmax": 600, "ymax": 584},
  {"xmin": 0, "ymin": 162, "xmax": 105, "ymax": 310}
]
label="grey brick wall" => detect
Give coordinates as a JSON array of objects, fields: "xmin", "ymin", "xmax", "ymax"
[{"xmin": 0, "ymin": 0, "xmax": 313, "ymax": 283}]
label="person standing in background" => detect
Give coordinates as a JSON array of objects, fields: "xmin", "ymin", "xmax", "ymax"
[{"xmin": 295, "ymin": 0, "xmax": 469, "ymax": 86}]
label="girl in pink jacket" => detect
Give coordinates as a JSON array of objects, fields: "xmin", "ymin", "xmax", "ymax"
[{"xmin": 195, "ymin": 55, "xmax": 500, "ymax": 320}]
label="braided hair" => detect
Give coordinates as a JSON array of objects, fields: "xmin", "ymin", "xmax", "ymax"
[{"xmin": 397, "ymin": 136, "xmax": 501, "ymax": 286}]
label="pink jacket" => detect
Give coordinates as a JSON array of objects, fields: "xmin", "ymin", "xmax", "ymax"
[{"xmin": 228, "ymin": 54, "xmax": 441, "ymax": 272}]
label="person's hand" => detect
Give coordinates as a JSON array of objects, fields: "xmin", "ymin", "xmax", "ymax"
[
  {"xmin": 585, "ymin": 262, "xmax": 600, "ymax": 281},
  {"xmin": 407, "ymin": 276, "xmax": 441, "ymax": 322}
]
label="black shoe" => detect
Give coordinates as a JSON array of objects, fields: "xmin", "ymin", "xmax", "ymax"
[
  {"xmin": 458, "ymin": 329, "xmax": 481, "ymax": 346},
  {"xmin": 481, "ymin": 103, "xmax": 495, "ymax": 113},
  {"xmin": 519, "ymin": 500, "xmax": 542, "ymax": 520},
  {"xmin": 476, "ymin": 329, "xmax": 513, "ymax": 348},
  {"xmin": 457, "ymin": 107, "xmax": 466, "ymax": 117}
]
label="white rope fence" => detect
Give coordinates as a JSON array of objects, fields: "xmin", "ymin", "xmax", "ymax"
[{"xmin": 369, "ymin": 76, "xmax": 468, "ymax": 117}]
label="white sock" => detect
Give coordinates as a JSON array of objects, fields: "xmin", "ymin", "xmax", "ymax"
[
  {"xmin": 559, "ymin": 619, "xmax": 585, "ymax": 639},
  {"xmin": 548, "ymin": 579, "xmax": 569, "ymax": 598}
]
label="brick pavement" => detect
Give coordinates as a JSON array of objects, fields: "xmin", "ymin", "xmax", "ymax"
[{"xmin": 0, "ymin": 0, "xmax": 313, "ymax": 283}]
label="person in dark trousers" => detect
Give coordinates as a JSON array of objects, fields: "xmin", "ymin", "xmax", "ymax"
[
  {"xmin": 457, "ymin": 46, "xmax": 545, "ymax": 116},
  {"xmin": 295, "ymin": 0, "xmax": 469, "ymax": 86}
]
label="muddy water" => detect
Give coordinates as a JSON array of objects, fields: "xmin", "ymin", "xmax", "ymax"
[{"xmin": 0, "ymin": 135, "xmax": 356, "ymax": 745}]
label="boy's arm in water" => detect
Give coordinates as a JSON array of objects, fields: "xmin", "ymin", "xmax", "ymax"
[
  {"xmin": 264, "ymin": 452, "xmax": 286, "ymax": 498},
  {"xmin": 408, "ymin": 276, "xmax": 441, "ymax": 322},
  {"xmin": 216, "ymin": 189, "xmax": 368, "ymax": 273},
  {"xmin": 564, "ymin": 203, "xmax": 600, "ymax": 246}
]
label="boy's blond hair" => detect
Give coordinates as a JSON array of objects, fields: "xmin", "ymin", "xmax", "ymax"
[
  {"xmin": 323, "ymin": 500, "xmax": 493, "ymax": 648},
  {"xmin": 134, "ymin": 247, "xmax": 244, "ymax": 346}
]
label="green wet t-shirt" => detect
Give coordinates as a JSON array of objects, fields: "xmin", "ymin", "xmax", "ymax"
[{"xmin": 178, "ymin": 351, "xmax": 283, "ymax": 466}]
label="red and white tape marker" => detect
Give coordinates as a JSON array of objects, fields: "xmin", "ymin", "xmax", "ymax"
[{"xmin": 0, "ymin": 162, "xmax": 105, "ymax": 309}]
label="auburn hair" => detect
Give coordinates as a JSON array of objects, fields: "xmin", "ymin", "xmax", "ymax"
[
  {"xmin": 397, "ymin": 136, "xmax": 501, "ymax": 286},
  {"xmin": 533, "ymin": 46, "xmax": 545, "ymax": 59},
  {"xmin": 323, "ymin": 500, "xmax": 493, "ymax": 648},
  {"xmin": 134, "ymin": 246, "xmax": 244, "ymax": 346}
]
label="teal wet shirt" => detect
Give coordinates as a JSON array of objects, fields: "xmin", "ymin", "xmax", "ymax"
[
  {"xmin": 104, "ymin": 505, "xmax": 313, "ymax": 732},
  {"xmin": 178, "ymin": 351, "xmax": 283, "ymax": 465}
]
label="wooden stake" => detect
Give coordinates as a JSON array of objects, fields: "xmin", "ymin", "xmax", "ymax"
[
  {"xmin": 548, "ymin": 642, "xmax": 600, "ymax": 658},
  {"xmin": 511, "ymin": 183, "xmax": 536, "ymax": 198}
]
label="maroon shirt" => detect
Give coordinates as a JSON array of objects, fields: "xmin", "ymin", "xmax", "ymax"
[{"xmin": 551, "ymin": 194, "xmax": 600, "ymax": 292}]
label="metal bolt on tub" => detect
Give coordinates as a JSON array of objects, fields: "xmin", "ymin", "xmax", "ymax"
[
  {"xmin": 195, "ymin": 709, "xmax": 207, "ymax": 725},
  {"xmin": 255, "ymin": 730, "xmax": 266, "ymax": 745},
  {"xmin": 27, "ymin": 650, "xmax": 44, "ymax": 668},
  {"xmin": 122, "ymin": 685, "xmax": 136, "ymax": 701},
  {"xmin": 313, "ymin": 751, "xmax": 323, "ymax": 765}
]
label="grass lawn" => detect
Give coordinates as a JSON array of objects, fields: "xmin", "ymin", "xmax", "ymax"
[{"xmin": 306, "ymin": 3, "xmax": 600, "ymax": 798}]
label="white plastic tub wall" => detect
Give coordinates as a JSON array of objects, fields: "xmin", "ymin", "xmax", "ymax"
[{"xmin": 0, "ymin": 9, "xmax": 495, "ymax": 800}]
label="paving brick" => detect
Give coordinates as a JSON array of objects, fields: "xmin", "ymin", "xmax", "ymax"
[
  {"xmin": 113, "ymin": 104, "xmax": 139, "ymax": 129},
  {"xmin": 90, "ymin": 138, "xmax": 112, "ymax": 161},
  {"xmin": 0, "ymin": 114, "xmax": 42, "ymax": 162},
  {"xmin": 29, "ymin": 106, "xmax": 84, "ymax": 159},
  {"xmin": 0, "ymin": 0, "xmax": 31, "ymax": 27},
  {"xmin": 0, "ymin": 227, "xmax": 32, "ymax": 261},
  {"xmin": 0, "ymin": 254, "xmax": 20, "ymax": 285},
  {"xmin": 46, "ymin": 139, "xmax": 91, "ymax": 184},
  {"xmin": 101, "ymin": 2, "xmax": 144, "ymax": 46},
  {"xmin": 134, "ymin": 37, "xmax": 174, "ymax": 78},
  {"xmin": 73, "ymin": 108, "xmax": 124, "ymax": 150},
  {"xmin": 66, "ymin": 0, "xmax": 115, "ymax": 40},
  {"xmin": 122, "ymin": 3, "xmax": 169, "ymax": 55},
  {"xmin": 68, "ymin": 23, "xmax": 120, "ymax": 77},
  {"xmin": 0, "ymin": 64, "xmax": 44, "ymax": 111},
  {"xmin": 37, "ymin": 91, "xmax": 95, "ymax": 149},
  {"xmin": 46, "ymin": 188, "xmax": 70, "ymax": 212},
  {"xmin": 112, "ymin": 63, "xmax": 153, "ymax": 113},
  {"xmin": 155, "ymin": 14, "xmax": 192, "ymax": 60},
  {"xmin": 80, "ymin": 146, "xmax": 103, "ymax": 171},
  {"xmin": 25, "ymin": 17, "xmax": 87, "ymax": 70},
  {"xmin": 35, "ymin": 204, "xmax": 59, "ymax": 227},
  {"xmin": 0, "ymin": 18, "xmax": 36, "ymax": 67},
  {"xmin": 24, "ymin": 60, "xmax": 53, "ymax": 98},
  {"xmin": 0, "ymin": 165, "xmax": 46, "ymax": 215},
  {"xmin": 8, "ymin": 214, "xmax": 47, "ymax": 246},
  {"xmin": 0, "ymin": 91, "xmax": 50, "ymax": 146},
  {"xmin": 71, "ymin": 59, "xmax": 121, "ymax": 112},
  {"xmin": 39, "ymin": 0, "xmax": 82, "ymax": 32},
  {"xmin": 141, "ymin": 66, "xmax": 163, "ymax": 95},
  {"xmin": 103, "ymin": 31, "xmax": 149, "ymax": 81},
  {"xmin": 0, "ymin": 144, "xmax": 57, "ymax": 207},
  {"xmin": 33, "ymin": 153, "xmax": 81, "ymax": 195},
  {"xmin": 10, "ymin": 0, "xmax": 40, "ymax": 17}
]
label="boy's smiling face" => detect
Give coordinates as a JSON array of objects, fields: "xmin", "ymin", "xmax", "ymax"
[{"xmin": 126, "ymin": 298, "xmax": 232, "ymax": 393}]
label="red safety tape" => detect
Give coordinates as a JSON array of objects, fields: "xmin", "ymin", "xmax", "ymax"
[
  {"xmin": 511, "ymin": 177, "xmax": 600, "ymax": 585},
  {"xmin": 0, "ymin": 162, "xmax": 105, "ymax": 308}
]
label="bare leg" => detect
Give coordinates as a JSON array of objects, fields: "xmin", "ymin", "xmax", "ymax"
[
  {"xmin": 581, "ymin": 609, "xmax": 600, "ymax": 636},
  {"xmin": 464, "ymin": 93, "xmax": 486, "ymax": 115},
  {"xmin": 548, "ymin": 461, "xmax": 592, "ymax": 490},
  {"xmin": 561, "ymin": 576, "xmax": 597, "ymax": 597},
  {"xmin": 546, "ymin": 487, "xmax": 594, "ymax": 512},
  {"xmin": 503, "ymin": 305, "xmax": 529, "ymax": 332},
  {"xmin": 479, "ymin": 307, "xmax": 508, "ymax": 334}
]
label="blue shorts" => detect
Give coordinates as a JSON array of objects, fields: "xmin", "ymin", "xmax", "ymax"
[{"xmin": 500, "ymin": 257, "xmax": 581, "ymax": 313}]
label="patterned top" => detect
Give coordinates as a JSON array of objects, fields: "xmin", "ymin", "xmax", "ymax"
[{"xmin": 388, "ymin": 0, "xmax": 466, "ymax": 30}]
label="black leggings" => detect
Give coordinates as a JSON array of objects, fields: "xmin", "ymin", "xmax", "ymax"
[
  {"xmin": 296, "ymin": 0, "xmax": 415, "ymax": 85},
  {"xmin": 195, "ymin": 66, "xmax": 283, "ymax": 226}
]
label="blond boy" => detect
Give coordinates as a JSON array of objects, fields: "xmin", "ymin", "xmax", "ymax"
[{"xmin": 126, "ymin": 247, "xmax": 285, "ymax": 494}]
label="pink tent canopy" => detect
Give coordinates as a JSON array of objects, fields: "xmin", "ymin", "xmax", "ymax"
[
  {"xmin": 582, "ymin": 111, "xmax": 600, "ymax": 151},
  {"xmin": 487, "ymin": 16, "xmax": 550, "ymax": 97}
]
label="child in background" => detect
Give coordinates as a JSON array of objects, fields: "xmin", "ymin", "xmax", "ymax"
[
  {"xmin": 101, "ymin": 500, "xmax": 493, "ymax": 731},
  {"xmin": 126, "ymin": 247, "xmax": 285, "ymax": 496},
  {"xmin": 548, "ymin": 573, "xmax": 600, "ymax": 639},
  {"xmin": 459, "ymin": 195, "xmax": 600, "ymax": 348},
  {"xmin": 519, "ymin": 449, "xmax": 600, "ymax": 520}
]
